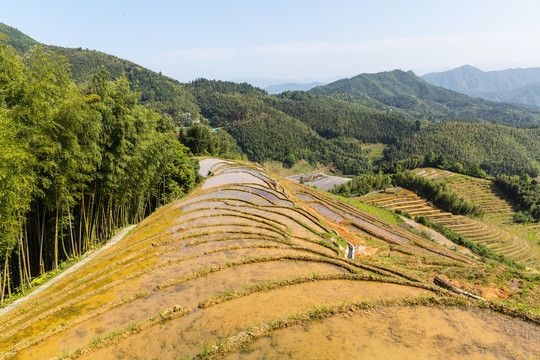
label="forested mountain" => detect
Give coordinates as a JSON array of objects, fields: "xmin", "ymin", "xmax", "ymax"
[
  {"xmin": 481, "ymin": 83, "xmax": 540, "ymax": 107},
  {"xmin": 385, "ymin": 122, "xmax": 540, "ymax": 176},
  {"xmin": 0, "ymin": 23, "xmax": 200, "ymax": 123},
  {"xmin": 422, "ymin": 65, "xmax": 540, "ymax": 107},
  {"xmin": 187, "ymin": 79, "xmax": 372, "ymax": 174},
  {"xmin": 311, "ymin": 70, "xmax": 540, "ymax": 127},
  {"xmin": 0, "ymin": 23, "xmax": 39, "ymax": 53}
]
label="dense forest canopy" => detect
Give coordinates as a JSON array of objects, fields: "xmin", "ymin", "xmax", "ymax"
[
  {"xmin": 384, "ymin": 122, "xmax": 540, "ymax": 177},
  {"xmin": 0, "ymin": 37, "xmax": 200, "ymax": 299}
]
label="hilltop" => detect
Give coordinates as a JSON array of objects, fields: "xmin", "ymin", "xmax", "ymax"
[
  {"xmin": 0, "ymin": 22, "xmax": 200, "ymax": 123},
  {"xmin": 311, "ymin": 69, "xmax": 540, "ymax": 127}
]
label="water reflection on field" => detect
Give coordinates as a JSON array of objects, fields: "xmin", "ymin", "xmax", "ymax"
[{"xmin": 228, "ymin": 306, "xmax": 539, "ymax": 360}]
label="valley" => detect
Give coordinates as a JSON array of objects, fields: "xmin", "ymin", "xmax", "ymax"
[{"xmin": 0, "ymin": 20, "xmax": 539, "ymax": 360}]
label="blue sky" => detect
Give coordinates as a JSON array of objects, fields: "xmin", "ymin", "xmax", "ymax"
[{"xmin": 2, "ymin": 0, "xmax": 540, "ymax": 85}]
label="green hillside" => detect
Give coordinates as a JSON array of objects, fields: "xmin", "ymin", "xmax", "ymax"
[
  {"xmin": 385, "ymin": 122, "xmax": 540, "ymax": 177},
  {"xmin": 483, "ymin": 82, "xmax": 540, "ymax": 107},
  {"xmin": 0, "ymin": 23, "xmax": 200, "ymax": 123},
  {"xmin": 2, "ymin": 23, "xmax": 540, "ymax": 178},
  {"xmin": 188, "ymin": 79, "xmax": 373, "ymax": 174},
  {"xmin": 0, "ymin": 23, "xmax": 38, "ymax": 54},
  {"xmin": 311, "ymin": 70, "xmax": 540, "ymax": 127},
  {"xmin": 267, "ymin": 91, "xmax": 413, "ymax": 144}
]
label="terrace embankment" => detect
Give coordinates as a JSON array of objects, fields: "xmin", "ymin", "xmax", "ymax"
[
  {"xmin": 362, "ymin": 168, "xmax": 540, "ymax": 269},
  {"xmin": 0, "ymin": 159, "xmax": 537, "ymax": 360}
]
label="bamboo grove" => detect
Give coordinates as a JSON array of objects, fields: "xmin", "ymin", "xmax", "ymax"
[{"xmin": 0, "ymin": 38, "xmax": 200, "ymax": 303}]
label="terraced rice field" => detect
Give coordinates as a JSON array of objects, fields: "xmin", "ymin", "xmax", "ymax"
[
  {"xmin": 0, "ymin": 160, "xmax": 537, "ymax": 360},
  {"xmin": 288, "ymin": 184, "xmax": 477, "ymax": 266},
  {"xmin": 363, "ymin": 168, "xmax": 540, "ymax": 269}
]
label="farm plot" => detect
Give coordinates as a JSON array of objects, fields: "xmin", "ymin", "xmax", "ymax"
[
  {"xmin": 0, "ymin": 160, "xmax": 438, "ymax": 359},
  {"xmin": 363, "ymin": 187, "xmax": 540, "ymax": 269},
  {"xmin": 1, "ymin": 160, "xmax": 537, "ymax": 360},
  {"xmin": 287, "ymin": 172, "xmax": 351, "ymax": 191},
  {"xmin": 287, "ymin": 183, "xmax": 476, "ymax": 266}
]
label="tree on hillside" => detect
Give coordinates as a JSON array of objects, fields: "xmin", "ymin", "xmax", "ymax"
[{"xmin": 0, "ymin": 40, "xmax": 200, "ymax": 301}]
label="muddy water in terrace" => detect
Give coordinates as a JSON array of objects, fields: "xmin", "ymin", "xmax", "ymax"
[
  {"xmin": 290, "ymin": 238, "xmax": 338, "ymax": 257},
  {"xmin": 157, "ymin": 238, "xmax": 288, "ymax": 261},
  {"xmin": 348, "ymin": 215, "xmax": 409, "ymax": 244},
  {"xmin": 179, "ymin": 225, "xmax": 287, "ymax": 241},
  {"xmin": 181, "ymin": 204, "xmax": 328, "ymax": 235},
  {"xmin": 310, "ymin": 204, "xmax": 346, "ymax": 222},
  {"xmin": 219, "ymin": 168, "xmax": 273, "ymax": 182},
  {"xmin": 178, "ymin": 190, "xmax": 274, "ymax": 206},
  {"xmin": 0, "ymin": 255, "xmax": 157, "ymax": 344},
  {"xmin": 14, "ymin": 261, "xmax": 349, "ymax": 360},
  {"xmin": 202, "ymin": 173, "xmax": 267, "ymax": 190},
  {"xmin": 0, "ymin": 275, "xmax": 145, "ymax": 354},
  {"xmin": 136, "ymin": 247, "xmax": 324, "ymax": 289},
  {"xmin": 86, "ymin": 281, "xmax": 429, "ymax": 359},
  {"xmin": 8, "ymin": 248, "xmax": 318, "ymax": 349},
  {"xmin": 177, "ymin": 215, "xmax": 285, "ymax": 232},
  {"xmin": 163, "ymin": 232, "xmax": 282, "ymax": 248},
  {"xmin": 245, "ymin": 184, "xmax": 288, "ymax": 198},
  {"xmin": 176, "ymin": 207, "xmax": 318, "ymax": 235},
  {"xmin": 228, "ymin": 306, "xmax": 540, "ymax": 360}
]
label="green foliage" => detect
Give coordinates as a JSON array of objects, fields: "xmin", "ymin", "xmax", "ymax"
[
  {"xmin": 496, "ymin": 175, "xmax": 540, "ymax": 222},
  {"xmin": 0, "ymin": 40, "xmax": 200, "ymax": 299},
  {"xmin": 188, "ymin": 79, "xmax": 373, "ymax": 174},
  {"xmin": 268, "ymin": 91, "xmax": 413, "ymax": 144},
  {"xmin": 178, "ymin": 124, "xmax": 238, "ymax": 158},
  {"xmin": 311, "ymin": 69, "xmax": 540, "ymax": 127},
  {"xmin": 330, "ymin": 171, "xmax": 391, "ymax": 197},
  {"xmin": 0, "ymin": 23, "xmax": 201, "ymax": 125},
  {"xmin": 0, "ymin": 24, "xmax": 39, "ymax": 54},
  {"xmin": 384, "ymin": 122, "xmax": 540, "ymax": 177},
  {"xmin": 392, "ymin": 171, "xmax": 485, "ymax": 217}
]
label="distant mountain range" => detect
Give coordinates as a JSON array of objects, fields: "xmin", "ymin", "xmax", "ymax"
[
  {"xmin": 265, "ymin": 82, "xmax": 327, "ymax": 94},
  {"xmin": 422, "ymin": 65, "xmax": 540, "ymax": 107}
]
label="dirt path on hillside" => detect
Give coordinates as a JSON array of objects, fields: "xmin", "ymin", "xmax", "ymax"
[{"xmin": 0, "ymin": 224, "xmax": 136, "ymax": 317}]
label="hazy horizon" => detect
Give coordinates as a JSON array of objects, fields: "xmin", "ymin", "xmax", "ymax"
[{"xmin": 3, "ymin": 1, "xmax": 540, "ymax": 85}]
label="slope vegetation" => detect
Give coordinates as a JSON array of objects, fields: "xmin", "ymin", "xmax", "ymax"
[
  {"xmin": 362, "ymin": 168, "xmax": 540, "ymax": 269},
  {"xmin": 311, "ymin": 69, "xmax": 540, "ymax": 127},
  {"xmin": 0, "ymin": 23, "xmax": 200, "ymax": 123},
  {"xmin": 385, "ymin": 122, "xmax": 540, "ymax": 177},
  {"xmin": 0, "ymin": 159, "xmax": 538, "ymax": 360}
]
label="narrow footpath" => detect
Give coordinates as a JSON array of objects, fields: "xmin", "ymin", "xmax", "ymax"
[{"xmin": 0, "ymin": 224, "xmax": 137, "ymax": 317}]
